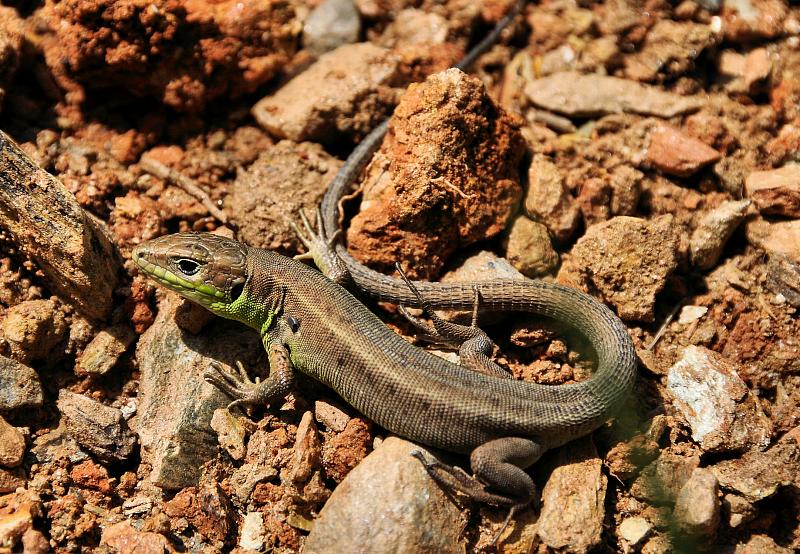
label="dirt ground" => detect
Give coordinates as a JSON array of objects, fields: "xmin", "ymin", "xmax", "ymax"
[{"xmin": 0, "ymin": 0, "xmax": 799, "ymax": 553}]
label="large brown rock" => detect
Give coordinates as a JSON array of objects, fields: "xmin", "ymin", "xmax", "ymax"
[
  {"xmin": 347, "ymin": 68, "xmax": 524, "ymax": 279},
  {"xmin": 559, "ymin": 215, "xmax": 680, "ymax": 322}
]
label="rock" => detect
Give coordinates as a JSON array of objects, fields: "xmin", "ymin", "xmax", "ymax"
[
  {"xmin": 646, "ymin": 125, "xmax": 721, "ymax": 177},
  {"xmin": 228, "ymin": 140, "xmax": 341, "ymax": 254},
  {"xmin": 631, "ymin": 451, "xmax": 700, "ymax": 503},
  {"xmin": 100, "ymin": 521, "xmax": 175, "ymax": 554},
  {"xmin": 303, "ymin": 437, "xmax": 464, "ymax": 553},
  {"xmin": 618, "ymin": 516, "xmax": 652, "ymax": 547},
  {"xmin": 667, "ymin": 346, "xmax": 770, "ymax": 453},
  {"xmin": 0, "ymin": 131, "xmax": 119, "ymax": 319},
  {"xmin": 210, "ymin": 409, "xmax": 248, "ymax": 462},
  {"xmin": 321, "ymin": 417, "xmax": 372, "ymax": 483},
  {"xmin": 744, "ymin": 163, "xmax": 800, "ymax": 217},
  {"xmin": 134, "ymin": 293, "xmax": 261, "ymax": 489},
  {"xmin": 1, "ymin": 299, "xmax": 68, "ymax": 364},
  {"xmin": 559, "ymin": 215, "xmax": 680, "ymax": 322},
  {"xmin": 709, "ymin": 441, "xmax": 800, "ymax": 502},
  {"xmin": 718, "ymin": 48, "xmax": 772, "ymax": 93},
  {"xmin": 722, "ymin": 493, "xmax": 756, "ymax": 528},
  {"xmin": 313, "ymin": 400, "xmax": 351, "ymax": 432},
  {"xmin": 239, "ymin": 511, "xmax": 265, "ymax": 551},
  {"xmin": 674, "ymin": 468, "xmax": 720, "ymax": 539},
  {"xmin": 303, "ymin": 0, "xmax": 361, "ymax": 57},
  {"xmin": 537, "ymin": 437, "xmax": 606, "ymax": 554},
  {"xmin": 504, "ymin": 216, "xmax": 559, "ymax": 277},
  {"xmin": 0, "ymin": 355, "xmax": 42, "ymax": 412},
  {"xmin": 0, "ymin": 492, "xmax": 40, "ymax": 551},
  {"xmin": 733, "ymin": 534, "xmax": 794, "ymax": 554},
  {"xmin": 252, "ymin": 43, "xmax": 402, "ymax": 142},
  {"xmin": 70, "ymin": 459, "xmax": 113, "ymax": 494},
  {"xmin": 745, "ymin": 218, "xmax": 800, "ymax": 263},
  {"xmin": 690, "ymin": 199, "xmax": 751, "ymax": 270},
  {"xmin": 624, "ymin": 20, "xmax": 719, "ymax": 82},
  {"xmin": 39, "ymin": 1, "xmax": 297, "ymax": 113},
  {"xmin": 605, "ymin": 433, "xmax": 660, "ymax": 482},
  {"xmin": 525, "ymin": 72, "xmax": 703, "ymax": 118},
  {"xmin": 609, "ymin": 165, "xmax": 643, "ymax": 216},
  {"xmin": 678, "ymin": 305, "xmax": 708, "ymax": 325},
  {"xmin": 163, "ymin": 480, "xmax": 234, "ymax": 544},
  {"xmin": 576, "ymin": 178, "xmax": 612, "ymax": 226},
  {"xmin": 0, "ymin": 6, "xmax": 23, "ymax": 109},
  {"xmin": 441, "ymin": 251, "xmax": 524, "ymax": 283},
  {"xmin": 57, "ymin": 390, "xmax": 137, "ymax": 464},
  {"xmin": 0, "ymin": 467, "xmax": 25, "ymax": 493},
  {"xmin": 0, "ymin": 415, "xmax": 24, "ymax": 468},
  {"xmin": 229, "ymin": 462, "xmax": 278, "ymax": 505},
  {"xmin": 378, "ymin": 9, "xmax": 449, "ymax": 49},
  {"xmin": 347, "ymin": 69, "xmax": 524, "ymax": 279},
  {"xmin": 288, "ymin": 411, "xmax": 322, "ymax": 485},
  {"xmin": 377, "ymin": 7, "xmax": 470, "ymax": 82},
  {"xmin": 524, "ymin": 155, "xmax": 580, "ymax": 243},
  {"xmin": 21, "ymin": 528, "xmax": 50, "ymax": 554},
  {"xmin": 75, "ymin": 323, "xmax": 136, "ymax": 376},
  {"xmin": 765, "ymin": 256, "xmax": 800, "ymax": 309},
  {"xmin": 723, "ymin": 0, "xmax": 788, "ymax": 42}
]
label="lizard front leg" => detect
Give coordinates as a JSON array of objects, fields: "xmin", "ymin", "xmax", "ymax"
[{"xmin": 204, "ymin": 342, "xmax": 295, "ymax": 411}]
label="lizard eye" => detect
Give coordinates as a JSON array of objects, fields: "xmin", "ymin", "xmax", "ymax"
[{"xmin": 177, "ymin": 259, "xmax": 201, "ymax": 275}]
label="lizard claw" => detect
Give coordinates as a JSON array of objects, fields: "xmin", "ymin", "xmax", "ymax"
[{"xmin": 204, "ymin": 361, "xmax": 261, "ymax": 411}]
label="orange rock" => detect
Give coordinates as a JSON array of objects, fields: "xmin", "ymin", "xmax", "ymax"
[
  {"xmin": 646, "ymin": 125, "xmax": 721, "ymax": 177},
  {"xmin": 346, "ymin": 68, "xmax": 524, "ymax": 279}
]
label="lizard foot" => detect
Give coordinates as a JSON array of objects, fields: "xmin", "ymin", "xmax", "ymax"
[
  {"xmin": 288, "ymin": 208, "xmax": 349, "ymax": 284},
  {"xmin": 204, "ymin": 360, "xmax": 262, "ymax": 412},
  {"xmin": 411, "ymin": 449, "xmax": 535, "ymax": 548}
]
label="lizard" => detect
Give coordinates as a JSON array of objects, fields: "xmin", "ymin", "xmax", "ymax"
[{"xmin": 132, "ymin": 0, "xmax": 637, "ymax": 535}]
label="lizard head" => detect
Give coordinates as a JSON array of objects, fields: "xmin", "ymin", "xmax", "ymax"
[{"xmin": 132, "ymin": 232, "xmax": 248, "ymax": 316}]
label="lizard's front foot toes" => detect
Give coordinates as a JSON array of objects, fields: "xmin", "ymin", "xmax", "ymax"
[{"xmin": 204, "ymin": 362, "xmax": 259, "ymax": 408}]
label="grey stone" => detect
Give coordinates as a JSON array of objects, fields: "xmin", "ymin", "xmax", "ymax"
[
  {"xmin": 303, "ymin": 437, "xmax": 464, "ymax": 553},
  {"xmin": 303, "ymin": 0, "xmax": 361, "ymax": 57},
  {"xmin": 134, "ymin": 293, "xmax": 262, "ymax": 489},
  {"xmin": 57, "ymin": 390, "xmax": 136, "ymax": 463},
  {"xmin": 0, "ymin": 355, "xmax": 42, "ymax": 412},
  {"xmin": 667, "ymin": 346, "xmax": 771, "ymax": 453},
  {"xmin": 75, "ymin": 324, "xmax": 136, "ymax": 376}
]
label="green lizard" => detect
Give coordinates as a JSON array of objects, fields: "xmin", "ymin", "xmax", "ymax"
[{"xmin": 133, "ymin": 0, "xmax": 636, "ymax": 532}]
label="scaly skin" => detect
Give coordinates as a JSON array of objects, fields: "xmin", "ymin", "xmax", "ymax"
[
  {"xmin": 132, "ymin": 229, "xmax": 636, "ymax": 514},
  {"xmin": 133, "ymin": 0, "xmax": 637, "ymax": 534}
]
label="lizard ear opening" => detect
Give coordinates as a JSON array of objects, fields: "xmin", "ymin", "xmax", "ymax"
[{"xmin": 230, "ymin": 281, "xmax": 244, "ymax": 302}]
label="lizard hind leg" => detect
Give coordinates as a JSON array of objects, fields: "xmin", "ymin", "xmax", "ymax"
[
  {"xmin": 412, "ymin": 437, "xmax": 543, "ymax": 544},
  {"xmin": 395, "ymin": 265, "xmax": 510, "ymax": 379}
]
